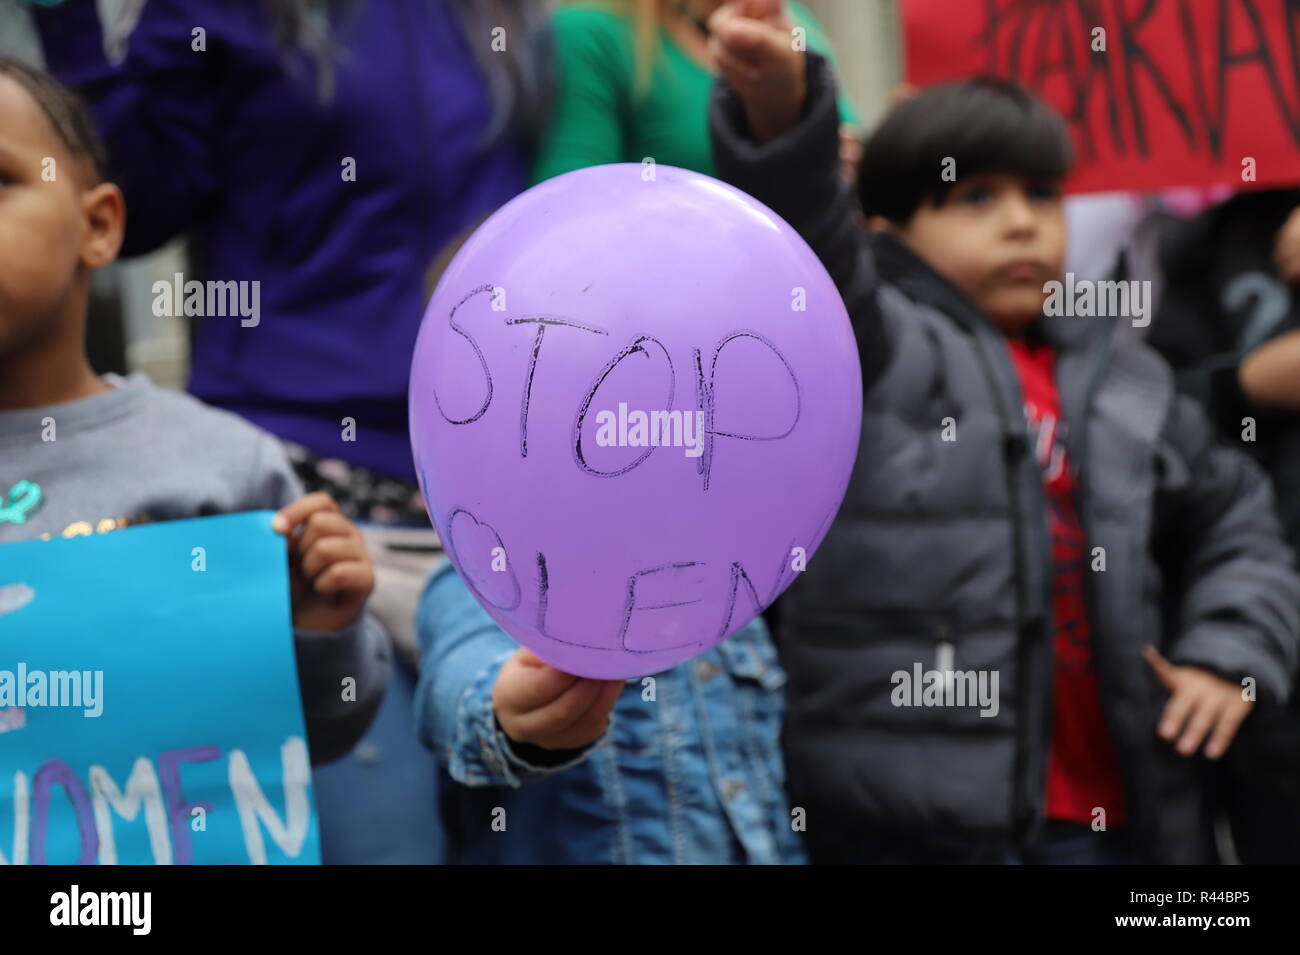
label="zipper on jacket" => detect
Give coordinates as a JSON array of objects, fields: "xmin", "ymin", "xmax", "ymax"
[
  {"xmin": 1014, "ymin": 322, "xmax": 1116, "ymax": 852},
  {"xmin": 1059, "ymin": 322, "xmax": 1135, "ymax": 845},
  {"xmin": 966, "ymin": 331, "xmax": 1040, "ymax": 844},
  {"xmin": 935, "ymin": 635, "xmax": 955, "ymax": 698}
]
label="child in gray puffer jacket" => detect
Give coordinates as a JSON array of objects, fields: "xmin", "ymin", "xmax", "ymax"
[{"xmin": 705, "ymin": 2, "xmax": 1300, "ymax": 864}]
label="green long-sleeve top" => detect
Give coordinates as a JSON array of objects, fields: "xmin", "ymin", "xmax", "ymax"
[{"xmin": 531, "ymin": 1, "xmax": 860, "ymax": 185}]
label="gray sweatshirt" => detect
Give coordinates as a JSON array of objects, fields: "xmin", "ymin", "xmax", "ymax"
[{"xmin": 0, "ymin": 373, "xmax": 391, "ymax": 763}]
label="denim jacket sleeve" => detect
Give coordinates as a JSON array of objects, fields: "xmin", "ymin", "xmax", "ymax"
[{"xmin": 413, "ymin": 560, "xmax": 604, "ymax": 787}]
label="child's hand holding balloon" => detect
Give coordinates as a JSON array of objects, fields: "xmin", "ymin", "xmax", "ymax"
[{"xmin": 493, "ymin": 649, "xmax": 624, "ymax": 752}]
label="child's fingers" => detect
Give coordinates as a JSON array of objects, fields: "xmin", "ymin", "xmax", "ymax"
[
  {"xmin": 1174, "ymin": 695, "xmax": 1222, "ymax": 756},
  {"xmin": 542, "ymin": 676, "xmax": 606, "ymax": 727},
  {"xmin": 840, "ymin": 125, "xmax": 863, "ymax": 159},
  {"xmin": 567, "ymin": 679, "xmax": 624, "ymax": 740},
  {"xmin": 498, "ymin": 655, "xmax": 581, "ymax": 712},
  {"xmin": 1278, "ymin": 248, "xmax": 1300, "ymax": 284},
  {"xmin": 312, "ymin": 559, "xmax": 374, "ymax": 599},
  {"xmin": 1273, "ymin": 208, "xmax": 1300, "ymax": 264},
  {"xmin": 568, "ymin": 677, "xmax": 621, "ymax": 726},
  {"xmin": 713, "ymin": 42, "xmax": 762, "ymax": 86},
  {"xmin": 300, "ymin": 533, "xmax": 364, "ymax": 580},
  {"xmin": 294, "ymin": 510, "xmax": 358, "ymax": 558},
  {"xmin": 596, "ymin": 677, "xmax": 626, "ymax": 711},
  {"xmin": 272, "ymin": 492, "xmax": 339, "ymax": 535},
  {"xmin": 514, "ymin": 648, "xmax": 549, "ymax": 669},
  {"xmin": 1204, "ymin": 699, "xmax": 1251, "ymax": 760},
  {"xmin": 511, "ymin": 677, "xmax": 605, "ymax": 742},
  {"xmin": 706, "ymin": 1, "xmax": 743, "ymax": 37},
  {"xmin": 1142, "ymin": 644, "xmax": 1180, "ymax": 692},
  {"xmin": 1157, "ymin": 684, "xmax": 1199, "ymax": 741},
  {"xmin": 545, "ymin": 678, "xmax": 624, "ymax": 748},
  {"xmin": 715, "ymin": 15, "xmax": 772, "ymax": 64},
  {"xmin": 738, "ymin": 0, "xmax": 784, "ymax": 22}
]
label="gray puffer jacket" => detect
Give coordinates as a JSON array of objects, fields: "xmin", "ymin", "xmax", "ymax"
[{"xmin": 710, "ymin": 54, "xmax": 1300, "ymax": 864}]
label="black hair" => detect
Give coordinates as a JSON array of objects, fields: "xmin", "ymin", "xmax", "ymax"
[
  {"xmin": 0, "ymin": 56, "xmax": 107, "ymax": 184},
  {"xmin": 857, "ymin": 76, "xmax": 1073, "ymax": 225}
]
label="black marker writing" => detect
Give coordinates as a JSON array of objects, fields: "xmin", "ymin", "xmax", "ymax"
[
  {"xmin": 431, "ymin": 284, "xmax": 496, "ymax": 425},
  {"xmin": 572, "ymin": 335, "xmax": 676, "ymax": 477},
  {"xmin": 443, "ymin": 506, "xmax": 521, "ymax": 612},
  {"xmin": 617, "ymin": 562, "xmax": 707, "ymax": 653},
  {"xmin": 507, "ymin": 315, "xmax": 608, "ymax": 458},
  {"xmin": 698, "ymin": 329, "xmax": 801, "ymax": 491}
]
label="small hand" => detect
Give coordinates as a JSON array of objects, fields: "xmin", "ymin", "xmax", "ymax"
[
  {"xmin": 493, "ymin": 648, "xmax": 624, "ymax": 751},
  {"xmin": 273, "ymin": 492, "xmax": 374, "ymax": 633},
  {"xmin": 839, "ymin": 123, "xmax": 863, "ymax": 185},
  {"xmin": 1143, "ymin": 645, "xmax": 1253, "ymax": 760},
  {"xmin": 1272, "ymin": 204, "xmax": 1300, "ymax": 284},
  {"xmin": 707, "ymin": 0, "xmax": 807, "ymax": 144}
]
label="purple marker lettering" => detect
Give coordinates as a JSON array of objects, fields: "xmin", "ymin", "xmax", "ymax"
[
  {"xmin": 158, "ymin": 745, "xmax": 220, "ymax": 865},
  {"xmin": 31, "ymin": 758, "xmax": 98, "ymax": 865}
]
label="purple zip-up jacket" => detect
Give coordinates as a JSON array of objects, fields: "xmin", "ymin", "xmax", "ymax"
[{"xmin": 36, "ymin": 0, "xmax": 530, "ymax": 481}]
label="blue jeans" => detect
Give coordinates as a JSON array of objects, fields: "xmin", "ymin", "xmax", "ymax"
[
  {"xmin": 1007, "ymin": 821, "xmax": 1135, "ymax": 865},
  {"xmin": 312, "ymin": 660, "xmax": 446, "ymax": 864}
]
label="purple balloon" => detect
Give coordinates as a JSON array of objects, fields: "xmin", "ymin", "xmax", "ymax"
[{"xmin": 409, "ymin": 163, "xmax": 861, "ymax": 678}]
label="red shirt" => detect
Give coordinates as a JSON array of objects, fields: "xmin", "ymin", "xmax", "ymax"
[{"xmin": 1007, "ymin": 337, "xmax": 1128, "ymax": 826}]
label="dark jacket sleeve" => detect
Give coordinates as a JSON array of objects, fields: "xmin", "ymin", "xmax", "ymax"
[
  {"xmin": 709, "ymin": 52, "xmax": 890, "ymax": 387},
  {"xmin": 1148, "ymin": 204, "xmax": 1256, "ymax": 436},
  {"xmin": 294, "ymin": 617, "xmax": 393, "ymax": 765},
  {"xmin": 1157, "ymin": 392, "xmax": 1300, "ymax": 706}
]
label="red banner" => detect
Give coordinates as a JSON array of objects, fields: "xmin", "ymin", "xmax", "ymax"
[{"xmin": 904, "ymin": 0, "xmax": 1300, "ymax": 194}]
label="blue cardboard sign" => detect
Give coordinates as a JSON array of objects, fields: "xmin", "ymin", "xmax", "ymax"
[{"xmin": 0, "ymin": 511, "xmax": 320, "ymax": 864}]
